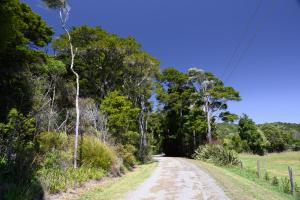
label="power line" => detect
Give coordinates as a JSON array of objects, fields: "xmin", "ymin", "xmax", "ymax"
[
  {"xmin": 224, "ymin": 0, "xmax": 278, "ymax": 82},
  {"xmin": 220, "ymin": 0, "xmax": 263, "ymax": 80}
]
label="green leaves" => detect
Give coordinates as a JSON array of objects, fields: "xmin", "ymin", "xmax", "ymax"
[
  {"xmin": 100, "ymin": 91, "xmax": 140, "ymax": 144},
  {"xmin": 42, "ymin": 0, "xmax": 66, "ymax": 9}
]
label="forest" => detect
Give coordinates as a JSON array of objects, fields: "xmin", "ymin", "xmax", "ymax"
[{"xmin": 0, "ymin": 0, "xmax": 299, "ymax": 199}]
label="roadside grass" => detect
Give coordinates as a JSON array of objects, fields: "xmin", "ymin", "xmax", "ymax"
[
  {"xmin": 239, "ymin": 152, "xmax": 300, "ymax": 184},
  {"xmin": 76, "ymin": 161, "xmax": 158, "ymax": 200},
  {"xmin": 191, "ymin": 160, "xmax": 295, "ymax": 200}
]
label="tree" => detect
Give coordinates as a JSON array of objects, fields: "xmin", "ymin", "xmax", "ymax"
[
  {"xmin": 188, "ymin": 68, "xmax": 241, "ymax": 143},
  {"xmin": 260, "ymin": 124, "xmax": 292, "ymax": 152},
  {"xmin": 100, "ymin": 91, "xmax": 140, "ymax": 145},
  {"xmin": 156, "ymin": 67, "xmax": 202, "ymax": 156},
  {"xmin": 53, "ymin": 25, "xmax": 159, "ymax": 161},
  {"xmin": 0, "ymin": 0, "xmax": 53, "ymax": 121},
  {"xmin": 238, "ymin": 115, "xmax": 268, "ymax": 155},
  {"xmin": 42, "ymin": 0, "xmax": 80, "ymax": 168}
]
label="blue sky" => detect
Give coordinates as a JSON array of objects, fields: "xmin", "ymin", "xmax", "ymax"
[{"xmin": 23, "ymin": 0, "xmax": 300, "ymax": 123}]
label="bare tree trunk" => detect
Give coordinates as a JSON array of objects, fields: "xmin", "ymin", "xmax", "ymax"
[
  {"xmin": 48, "ymin": 84, "xmax": 56, "ymax": 132},
  {"xmin": 193, "ymin": 129, "xmax": 196, "ymax": 148},
  {"xmin": 205, "ymin": 100, "xmax": 212, "ymax": 144},
  {"xmin": 61, "ymin": 20, "xmax": 80, "ymax": 169},
  {"xmin": 138, "ymin": 99, "xmax": 147, "ymax": 161}
]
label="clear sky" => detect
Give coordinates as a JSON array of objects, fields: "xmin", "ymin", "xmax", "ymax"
[{"xmin": 22, "ymin": 0, "xmax": 300, "ymax": 123}]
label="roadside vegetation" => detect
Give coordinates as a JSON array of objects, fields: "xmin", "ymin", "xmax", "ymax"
[
  {"xmin": 1, "ymin": 0, "xmax": 300, "ymax": 200},
  {"xmin": 76, "ymin": 162, "xmax": 157, "ymax": 200}
]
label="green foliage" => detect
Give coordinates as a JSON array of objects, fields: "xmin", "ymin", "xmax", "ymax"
[
  {"xmin": 156, "ymin": 67, "xmax": 205, "ymax": 156},
  {"xmin": 0, "ymin": 0, "xmax": 53, "ymax": 121},
  {"xmin": 193, "ymin": 144, "xmax": 241, "ymax": 166},
  {"xmin": 80, "ymin": 135, "xmax": 116, "ymax": 170},
  {"xmin": 37, "ymin": 132, "xmax": 68, "ymax": 153},
  {"xmin": 38, "ymin": 166, "xmax": 105, "ymax": 193},
  {"xmin": 280, "ymin": 177, "xmax": 291, "ymax": 194},
  {"xmin": 100, "ymin": 91, "xmax": 140, "ymax": 144},
  {"xmin": 272, "ymin": 176, "xmax": 279, "ymax": 186},
  {"xmin": 260, "ymin": 124, "xmax": 292, "ymax": 152},
  {"xmin": 264, "ymin": 171, "xmax": 270, "ymax": 181},
  {"xmin": 238, "ymin": 115, "xmax": 268, "ymax": 155},
  {"xmin": 42, "ymin": 0, "xmax": 66, "ymax": 9},
  {"xmin": 115, "ymin": 144, "xmax": 137, "ymax": 169},
  {"xmin": 223, "ymin": 133, "xmax": 244, "ymax": 153}
]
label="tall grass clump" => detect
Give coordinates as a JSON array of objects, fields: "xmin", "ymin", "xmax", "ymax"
[
  {"xmin": 80, "ymin": 135, "xmax": 116, "ymax": 170},
  {"xmin": 36, "ymin": 132, "xmax": 115, "ymax": 194},
  {"xmin": 193, "ymin": 144, "xmax": 241, "ymax": 166}
]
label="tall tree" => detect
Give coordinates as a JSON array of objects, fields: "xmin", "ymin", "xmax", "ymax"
[
  {"xmin": 0, "ymin": 0, "xmax": 53, "ymax": 121},
  {"xmin": 156, "ymin": 68, "xmax": 200, "ymax": 156},
  {"xmin": 42, "ymin": 0, "xmax": 80, "ymax": 168},
  {"xmin": 188, "ymin": 68, "xmax": 240, "ymax": 143}
]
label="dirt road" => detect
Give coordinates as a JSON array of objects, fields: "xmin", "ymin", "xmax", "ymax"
[{"xmin": 123, "ymin": 157, "xmax": 229, "ymax": 200}]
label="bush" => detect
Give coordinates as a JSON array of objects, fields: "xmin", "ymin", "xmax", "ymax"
[
  {"xmin": 281, "ymin": 177, "xmax": 290, "ymax": 194},
  {"xmin": 80, "ymin": 135, "xmax": 116, "ymax": 171},
  {"xmin": 115, "ymin": 144, "xmax": 137, "ymax": 169},
  {"xmin": 264, "ymin": 171, "xmax": 270, "ymax": 181},
  {"xmin": 223, "ymin": 133, "xmax": 243, "ymax": 153},
  {"xmin": 193, "ymin": 144, "xmax": 241, "ymax": 166},
  {"xmin": 37, "ymin": 131, "xmax": 68, "ymax": 153},
  {"xmin": 38, "ymin": 167, "xmax": 105, "ymax": 193},
  {"xmin": 271, "ymin": 176, "xmax": 279, "ymax": 186}
]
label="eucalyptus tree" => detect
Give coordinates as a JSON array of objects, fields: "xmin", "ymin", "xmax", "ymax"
[
  {"xmin": 123, "ymin": 52, "xmax": 159, "ymax": 161},
  {"xmin": 42, "ymin": 0, "xmax": 80, "ymax": 168},
  {"xmin": 188, "ymin": 68, "xmax": 240, "ymax": 143}
]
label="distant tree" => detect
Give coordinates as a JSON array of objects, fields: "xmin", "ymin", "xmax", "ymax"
[
  {"xmin": 156, "ymin": 67, "xmax": 202, "ymax": 156},
  {"xmin": 260, "ymin": 124, "xmax": 292, "ymax": 152},
  {"xmin": 238, "ymin": 115, "xmax": 268, "ymax": 155},
  {"xmin": 188, "ymin": 68, "xmax": 241, "ymax": 143}
]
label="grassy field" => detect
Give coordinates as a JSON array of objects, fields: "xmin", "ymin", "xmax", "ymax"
[
  {"xmin": 240, "ymin": 152, "xmax": 300, "ymax": 184},
  {"xmin": 75, "ymin": 162, "xmax": 158, "ymax": 200},
  {"xmin": 191, "ymin": 160, "xmax": 294, "ymax": 200}
]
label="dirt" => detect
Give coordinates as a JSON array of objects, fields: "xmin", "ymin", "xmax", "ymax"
[{"xmin": 123, "ymin": 157, "xmax": 230, "ymax": 200}]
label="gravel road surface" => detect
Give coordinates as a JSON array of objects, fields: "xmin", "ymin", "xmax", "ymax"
[{"xmin": 123, "ymin": 157, "xmax": 230, "ymax": 200}]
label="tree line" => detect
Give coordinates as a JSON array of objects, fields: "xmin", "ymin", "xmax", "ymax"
[{"xmin": 1, "ymin": 0, "xmax": 299, "ymax": 199}]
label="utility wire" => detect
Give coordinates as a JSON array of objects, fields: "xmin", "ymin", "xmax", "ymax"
[
  {"xmin": 224, "ymin": 0, "xmax": 278, "ymax": 82},
  {"xmin": 220, "ymin": 0, "xmax": 263, "ymax": 80}
]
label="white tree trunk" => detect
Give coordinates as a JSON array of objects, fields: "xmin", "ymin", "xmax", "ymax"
[
  {"xmin": 62, "ymin": 23, "xmax": 80, "ymax": 169},
  {"xmin": 205, "ymin": 99, "xmax": 212, "ymax": 144},
  {"xmin": 138, "ymin": 99, "xmax": 147, "ymax": 161}
]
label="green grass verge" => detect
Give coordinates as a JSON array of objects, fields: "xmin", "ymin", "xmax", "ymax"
[
  {"xmin": 76, "ymin": 162, "xmax": 158, "ymax": 200},
  {"xmin": 240, "ymin": 152, "xmax": 300, "ymax": 184},
  {"xmin": 191, "ymin": 160, "xmax": 295, "ymax": 200}
]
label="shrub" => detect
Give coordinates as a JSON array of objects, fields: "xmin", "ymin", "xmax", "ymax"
[
  {"xmin": 38, "ymin": 167, "xmax": 105, "ymax": 193},
  {"xmin": 281, "ymin": 177, "xmax": 290, "ymax": 194},
  {"xmin": 36, "ymin": 131, "xmax": 68, "ymax": 153},
  {"xmin": 264, "ymin": 171, "xmax": 270, "ymax": 181},
  {"xmin": 80, "ymin": 135, "xmax": 116, "ymax": 171},
  {"xmin": 223, "ymin": 133, "xmax": 243, "ymax": 153},
  {"xmin": 271, "ymin": 176, "xmax": 279, "ymax": 186},
  {"xmin": 115, "ymin": 144, "xmax": 137, "ymax": 169},
  {"xmin": 193, "ymin": 144, "xmax": 241, "ymax": 166}
]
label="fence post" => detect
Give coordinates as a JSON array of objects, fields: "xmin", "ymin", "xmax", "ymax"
[
  {"xmin": 240, "ymin": 161, "xmax": 243, "ymax": 170},
  {"xmin": 288, "ymin": 166, "xmax": 295, "ymax": 195},
  {"xmin": 257, "ymin": 160, "xmax": 260, "ymax": 178}
]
